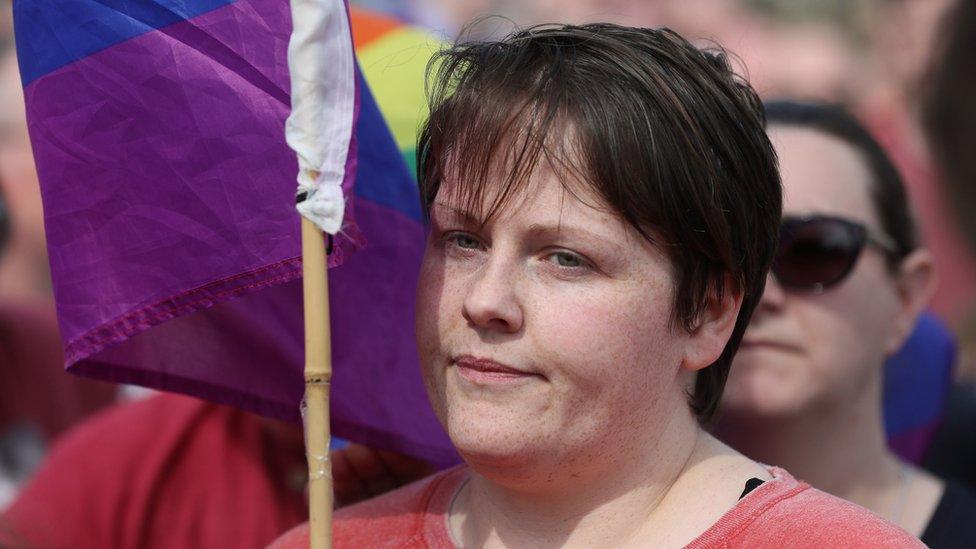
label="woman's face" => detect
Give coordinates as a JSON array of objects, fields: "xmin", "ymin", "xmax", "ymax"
[
  {"xmin": 415, "ymin": 164, "xmax": 699, "ymax": 483},
  {"xmin": 723, "ymin": 125, "xmax": 905, "ymax": 418}
]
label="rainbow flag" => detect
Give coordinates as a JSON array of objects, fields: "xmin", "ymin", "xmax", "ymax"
[{"xmin": 14, "ymin": 2, "xmax": 457, "ymax": 465}]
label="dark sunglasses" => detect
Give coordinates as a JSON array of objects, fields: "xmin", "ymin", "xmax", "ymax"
[{"xmin": 773, "ymin": 215, "xmax": 898, "ymax": 293}]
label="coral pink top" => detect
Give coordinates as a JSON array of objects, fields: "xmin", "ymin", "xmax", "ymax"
[{"xmin": 270, "ymin": 466, "xmax": 923, "ymax": 548}]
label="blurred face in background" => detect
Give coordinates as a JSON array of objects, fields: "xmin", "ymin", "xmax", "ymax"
[
  {"xmin": 722, "ymin": 125, "xmax": 919, "ymax": 418},
  {"xmin": 452, "ymin": 0, "xmax": 864, "ymax": 104},
  {"xmin": 0, "ymin": 49, "xmax": 51, "ymax": 300}
]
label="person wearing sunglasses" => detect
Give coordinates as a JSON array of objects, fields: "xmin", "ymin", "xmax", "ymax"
[{"xmin": 717, "ymin": 100, "xmax": 976, "ymax": 548}]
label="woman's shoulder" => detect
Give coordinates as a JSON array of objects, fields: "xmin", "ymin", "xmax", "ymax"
[
  {"xmin": 689, "ymin": 467, "xmax": 924, "ymax": 548},
  {"xmin": 269, "ymin": 466, "xmax": 467, "ymax": 549}
]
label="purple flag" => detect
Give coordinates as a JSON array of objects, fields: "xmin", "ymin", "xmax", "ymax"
[{"xmin": 14, "ymin": 0, "xmax": 457, "ymax": 466}]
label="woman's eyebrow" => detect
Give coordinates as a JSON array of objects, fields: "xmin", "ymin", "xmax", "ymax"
[
  {"xmin": 526, "ymin": 223, "xmax": 625, "ymax": 253},
  {"xmin": 432, "ymin": 204, "xmax": 628, "ymax": 253},
  {"xmin": 430, "ymin": 202, "xmax": 482, "ymax": 225}
]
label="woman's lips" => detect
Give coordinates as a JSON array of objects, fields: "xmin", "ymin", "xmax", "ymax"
[
  {"xmin": 453, "ymin": 356, "xmax": 542, "ymax": 384},
  {"xmin": 739, "ymin": 339, "xmax": 802, "ymax": 353}
]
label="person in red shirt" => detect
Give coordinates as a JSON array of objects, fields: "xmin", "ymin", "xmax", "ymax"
[
  {"xmin": 0, "ymin": 394, "xmax": 308, "ymax": 548},
  {"xmin": 274, "ymin": 22, "xmax": 920, "ymax": 548},
  {"xmin": 0, "ymin": 392, "xmax": 433, "ymax": 549},
  {"xmin": 0, "ymin": 186, "xmax": 116, "ymax": 510}
]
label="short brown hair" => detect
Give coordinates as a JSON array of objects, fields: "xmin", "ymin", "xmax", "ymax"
[{"xmin": 417, "ymin": 23, "xmax": 782, "ymax": 423}]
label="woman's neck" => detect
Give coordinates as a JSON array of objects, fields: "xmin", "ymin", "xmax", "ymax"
[
  {"xmin": 454, "ymin": 427, "xmax": 699, "ymax": 547},
  {"xmin": 449, "ymin": 414, "xmax": 767, "ymax": 548},
  {"xmin": 715, "ymin": 377, "xmax": 906, "ymax": 518}
]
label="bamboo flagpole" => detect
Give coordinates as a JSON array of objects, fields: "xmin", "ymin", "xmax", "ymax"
[
  {"xmin": 285, "ymin": 1, "xmax": 358, "ymax": 547},
  {"xmin": 302, "ymin": 217, "xmax": 333, "ymax": 549}
]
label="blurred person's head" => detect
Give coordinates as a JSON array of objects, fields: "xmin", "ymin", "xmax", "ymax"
[
  {"xmin": 722, "ymin": 101, "xmax": 935, "ymax": 420},
  {"xmin": 0, "ymin": 36, "xmax": 51, "ymax": 300},
  {"xmin": 922, "ymin": 0, "xmax": 976, "ymax": 382},
  {"xmin": 518, "ymin": 0, "xmax": 764, "ymax": 73},
  {"xmin": 414, "ymin": 22, "xmax": 781, "ymax": 485},
  {"xmin": 0, "ymin": 186, "xmax": 8, "ymax": 257},
  {"xmin": 923, "ymin": 0, "xmax": 976, "ymax": 250}
]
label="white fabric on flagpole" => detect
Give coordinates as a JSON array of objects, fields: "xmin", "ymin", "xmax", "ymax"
[{"xmin": 286, "ymin": 0, "xmax": 355, "ymax": 235}]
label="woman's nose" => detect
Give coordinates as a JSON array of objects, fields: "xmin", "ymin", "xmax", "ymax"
[
  {"xmin": 462, "ymin": 259, "xmax": 523, "ymax": 334},
  {"xmin": 757, "ymin": 272, "xmax": 786, "ymax": 312}
]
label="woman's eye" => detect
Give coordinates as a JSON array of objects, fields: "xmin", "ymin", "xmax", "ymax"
[
  {"xmin": 548, "ymin": 251, "xmax": 586, "ymax": 269},
  {"xmin": 445, "ymin": 232, "xmax": 482, "ymax": 250}
]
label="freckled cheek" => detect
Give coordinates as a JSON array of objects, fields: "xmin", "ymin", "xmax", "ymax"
[
  {"xmin": 537, "ymin": 295, "xmax": 674, "ymax": 410},
  {"xmin": 415, "ymin": 256, "xmax": 449, "ymax": 364},
  {"xmin": 415, "ymin": 256, "xmax": 475, "ymax": 374}
]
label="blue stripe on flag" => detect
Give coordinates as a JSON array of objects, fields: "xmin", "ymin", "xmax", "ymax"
[
  {"xmin": 354, "ymin": 70, "xmax": 423, "ymax": 222},
  {"xmin": 14, "ymin": 0, "xmax": 235, "ymax": 86}
]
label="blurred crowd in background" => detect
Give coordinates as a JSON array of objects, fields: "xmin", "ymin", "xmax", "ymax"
[
  {"xmin": 354, "ymin": 0, "xmax": 976, "ymax": 334},
  {"xmin": 7, "ymin": 0, "xmax": 976, "ymax": 364},
  {"xmin": 1, "ymin": 0, "xmax": 975, "ymax": 545}
]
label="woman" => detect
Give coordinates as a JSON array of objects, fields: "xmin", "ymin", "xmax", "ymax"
[
  {"xmin": 718, "ymin": 101, "xmax": 976, "ymax": 548},
  {"xmin": 274, "ymin": 25, "xmax": 919, "ymax": 547}
]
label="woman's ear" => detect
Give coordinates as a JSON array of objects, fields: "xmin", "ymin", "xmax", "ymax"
[
  {"xmin": 683, "ymin": 275, "xmax": 744, "ymax": 372},
  {"xmin": 884, "ymin": 248, "xmax": 937, "ymax": 355}
]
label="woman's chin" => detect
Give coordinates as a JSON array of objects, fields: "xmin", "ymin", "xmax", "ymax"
[
  {"xmin": 722, "ymin": 369, "xmax": 812, "ymax": 417},
  {"xmin": 448, "ymin": 421, "xmax": 551, "ymax": 475},
  {"xmin": 721, "ymin": 383, "xmax": 814, "ymax": 421}
]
